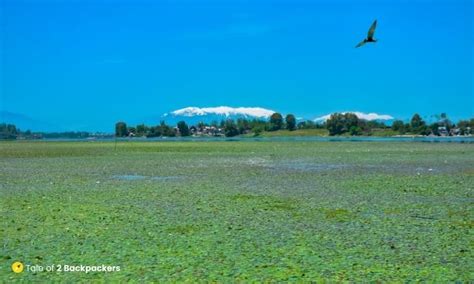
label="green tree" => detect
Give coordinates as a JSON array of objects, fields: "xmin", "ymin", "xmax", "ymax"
[
  {"xmin": 154, "ymin": 125, "xmax": 163, "ymax": 137},
  {"xmin": 115, "ymin": 122, "xmax": 128, "ymax": 137},
  {"xmin": 344, "ymin": 113, "xmax": 359, "ymax": 130},
  {"xmin": 428, "ymin": 122, "xmax": 440, "ymax": 136},
  {"xmin": 224, "ymin": 120, "xmax": 239, "ymax": 137},
  {"xmin": 357, "ymin": 120, "xmax": 370, "ymax": 135},
  {"xmin": 410, "ymin": 113, "xmax": 426, "ymax": 134},
  {"xmin": 438, "ymin": 113, "xmax": 453, "ymax": 132},
  {"xmin": 349, "ymin": 125, "xmax": 362, "ymax": 136},
  {"xmin": 237, "ymin": 118, "xmax": 250, "ymax": 134},
  {"xmin": 410, "ymin": 113, "xmax": 423, "ymax": 128},
  {"xmin": 269, "ymin": 113, "xmax": 283, "ymax": 131},
  {"xmin": 457, "ymin": 120, "xmax": 471, "ymax": 135},
  {"xmin": 326, "ymin": 113, "xmax": 345, "ymax": 135},
  {"xmin": 366, "ymin": 120, "xmax": 387, "ymax": 129},
  {"xmin": 285, "ymin": 114, "xmax": 296, "ymax": 131},
  {"xmin": 146, "ymin": 125, "xmax": 161, "ymax": 138},
  {"xmin": 298, "ymin": 120, "xmax": 317, "ymax": 129},
  {"xmin": 0, "ymin": 123, "xmax": 18, "ymax": 139},
  {"xmin": 326, "ymin": 113, "xmax": 360, "ymax": 136},
  {"xmin": 252, "ymin": 126, "xmax": 263, "ymax": 136},
  {"xmin": 392, "ymin": 120, "xmax": 405, "ymax": 134},
  {"xmin": 136, "ymin": 124, "xmax": 148, "ymax": 137},
  {"xmin": 161, "ymin": 121, "xmax": 176, "ymax": 137},
  {"xmin": 177, "ymin": 121, "xmax": 190, "ymax": 136}
]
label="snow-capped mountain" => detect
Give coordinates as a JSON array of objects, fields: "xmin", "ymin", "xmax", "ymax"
[
  {"xmin": 313, "ymin": 112, "xmax": 394, "ymax": 123},
  {"xmin": 167, "ymin": 106, "xmax": 275, "ymax": 118},
  {"xmin": 160, "ymin": 106, "xmax": 276, "ymax": 125},
  {"xmin": 151, "ymin": 108, "xmax": 396, "ymax": 126}
]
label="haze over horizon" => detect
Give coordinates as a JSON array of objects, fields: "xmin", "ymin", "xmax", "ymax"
[{"xmin": 1, "ymin": 0, "xmax": 473, "ymax": 132}]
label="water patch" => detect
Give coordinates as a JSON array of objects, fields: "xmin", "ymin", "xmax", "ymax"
[
  {"xmin": 360, "ymin": 164, "xmax": 457, "ymax": 175},
  {"xmin": 244, "ymin": 157, "xmax": 270, "ymax": 166},
  {"xmin": 269, "ymin": 162, "xmax": 348, "ymax": 173},
  {"xmin": 112, "ymin": 175, "xmax": 147, "ymax": 181},
  {"xmin": 112, "ymin": 175, "xmax": 183, "ymax": 181},
  {"xmin": 266, "ymin": 159, "xmax": 461, "ymax": 175},
  {"xmin": 150, "ymin": 176, "xmax": 182, "ymax": 181}
]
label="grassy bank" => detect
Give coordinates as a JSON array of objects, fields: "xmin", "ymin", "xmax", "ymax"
[
  {"xmin": 253, "ymin": 128, "xmax": 329, "ymax": 137},
  {"xmin": 1, "ymin": 141, "xmax": 473, "ymax": 281}
]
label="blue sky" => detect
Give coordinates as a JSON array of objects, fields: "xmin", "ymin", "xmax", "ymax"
[{"xmin": 1, "ymin": 0, "xmax": 473, "ymax": 131}]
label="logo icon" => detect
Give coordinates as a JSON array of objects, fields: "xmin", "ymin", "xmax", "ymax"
[{"xmin": 12, "ymin": 262, "xmax": 24, "ymax": 273}]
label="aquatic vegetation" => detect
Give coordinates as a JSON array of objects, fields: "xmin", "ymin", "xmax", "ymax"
[{"xmin": 1, "ymin": 141, "xmax": 473, "ymax": 281}]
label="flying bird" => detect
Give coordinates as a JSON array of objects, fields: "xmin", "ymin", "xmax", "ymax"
[{"xmin": 355, "ymin": 20, "xmax": 377, "ymax": 48}]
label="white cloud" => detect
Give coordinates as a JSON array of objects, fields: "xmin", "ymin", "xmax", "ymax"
[
  {"xmin": 171, "ymin": 106, "xmax": 276, "ymax": 118},
  {"xmin": 314, "ymin": 112, "xmax": 394, "ymax": 122}
]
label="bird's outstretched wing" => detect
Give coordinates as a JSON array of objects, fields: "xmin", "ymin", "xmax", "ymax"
[
  {"xmin": 367, "ymin": 20, "xmax": 377, "ymax": 39},
  {"xmin": 355, "ymin": 40, "xmax": 366, "ymax": 48}
]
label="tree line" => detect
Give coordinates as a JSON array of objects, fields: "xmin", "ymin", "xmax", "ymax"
[
  {"xmin": 0, "ymin": 123, "xmax": 110, "ymax": 140},
  {"xmin": 115, "ymin": 112, "xmax": 473, "ymax": 138},
  {"xmin": 115, "ymin": 113, "xmax": 301, "ymax": 138},
  {"xmin": 320, "ymin": 112, "xmax": 472, "ymax": 136},
  {"xmin": 390, "ymin": 113, "xmax": 473, "ymax": 136}
]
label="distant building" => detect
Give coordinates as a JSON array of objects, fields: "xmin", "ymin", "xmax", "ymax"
[
  {"xmin": 438, "ymin": 126, "xmax": 448, "ymax": 136},
  {"xmin": 450, "ymin": 128, "xmax": 461, "ymax": 136},
  {"xmin": 184, "ymin": 124, "xmax": 224, "ymax": 136},
  {"xmin": 173, "ymin": 127, "xmax": 180, "ymax": 135}
]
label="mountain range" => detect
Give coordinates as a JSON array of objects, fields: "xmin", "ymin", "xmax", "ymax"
[
  {"xmin": 158, "ymin": 106, "xmax": 395, "ymax": 125},
  {"xmin": 157, "ymin": 106, "xmax": 277, "ymax": 125}
]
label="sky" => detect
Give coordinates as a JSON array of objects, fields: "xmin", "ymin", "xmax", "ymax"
[{"xmin": 1, "ymin": 0, "xmax": 473, "ymax": 131}]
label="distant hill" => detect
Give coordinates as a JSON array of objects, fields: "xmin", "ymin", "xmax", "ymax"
[{"xmin": 0, "ymin": 111, "xmax": 62, "ymax": 132}]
